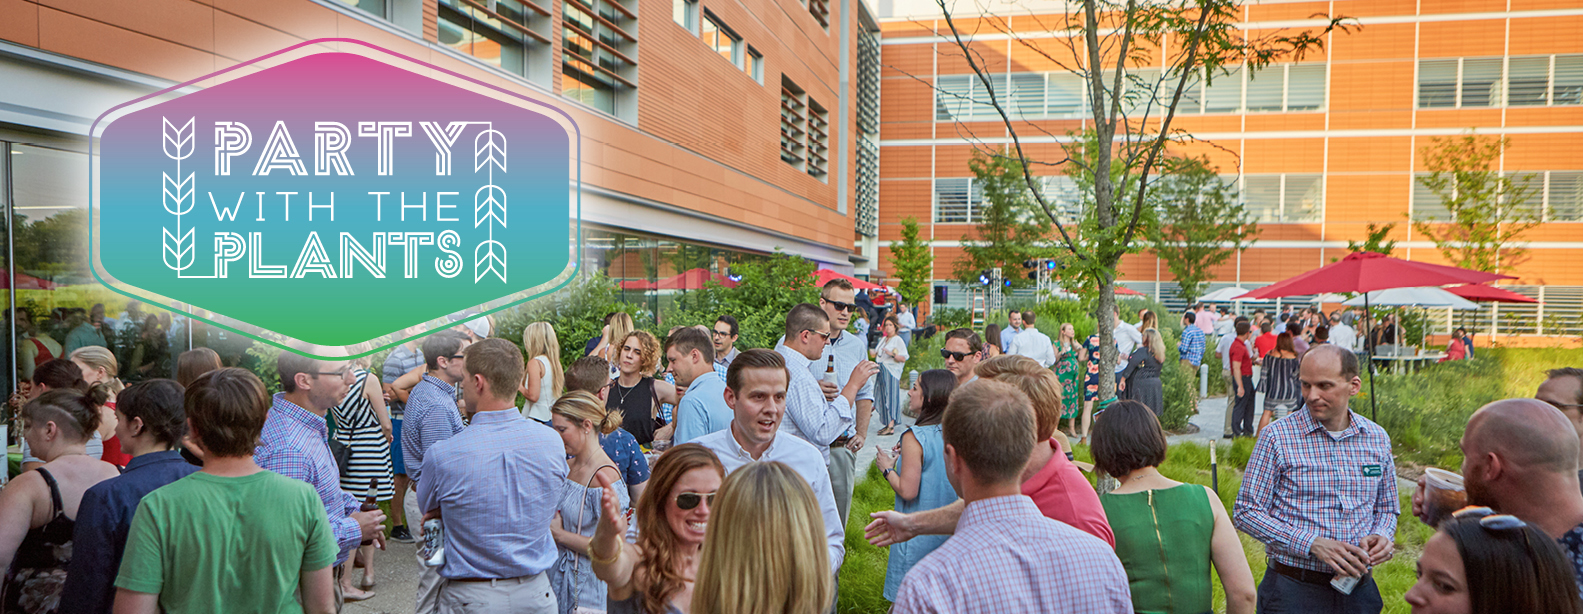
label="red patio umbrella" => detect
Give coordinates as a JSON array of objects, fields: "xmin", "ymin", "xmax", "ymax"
[
  {"xmin": 1, "ymin": 271, "xmax": 59, "ymax": 290},
  {"xmin": 1238, "ymin": 252, "xmax": 1514, "ymax": 419},
  {"xmin": 1115, "ymin": 286, "xmax": 1144, "ymax": 296},
  {"xmin": 815, "ymin": 269, "xmax": 883, "ymax": 291},
  {"xmin": 618, "ymin": 268, "xmax": 738, "ymax": 291},
  {"xmin": 1445, "ymin": 283, "xmax": 1537, "ymax": 304}
]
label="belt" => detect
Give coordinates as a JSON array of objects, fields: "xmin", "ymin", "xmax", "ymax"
[
  {"xmin": 448, "ymin": 573, "xmax": 539, "ymax": 584},
  {"xmin": 831, "ymin": 435, "xmax": 853, "ymax": 446},
  {"xmin": 1270, "ymin": 561, "xmax": 1334, "ymax": 586}
]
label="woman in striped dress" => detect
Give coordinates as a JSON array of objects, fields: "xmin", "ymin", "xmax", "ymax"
[{"xmin": 331, "ymin": 354, "xmax": 394, "ymax": 600}]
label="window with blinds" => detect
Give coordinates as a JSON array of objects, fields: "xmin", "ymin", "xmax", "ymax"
[
  {"xmin": 780, "ymin": 78, "xmax": 807, "ymax": 167},
  {"xmin": 561, "ymin": 0, "xmax": 637, "ymax": 118},
  {"xmin": 806, "ymin": 98, "xmax": 829, "ymax": 179},
  {"xmin": 1414, "ymin": 171, "xmax": 1582, "ymax": 222},
  {"xmin": 438, "ymin": 0, "xmax": 551, "ymax": 84},
  {"xmin": 1240, "ymin": 174, "xmax": 1323, "ymax": 223},
  {"xmin": 808, "ymin": 0, "xmax": 829, "ymax": 28},
  {"xmin": 1419, "ymin": 55, "xmax": 1583, "ymax": 108},
  {"xmin": 933, "ymin": 178, "xmax": 981, "ymax": 224}
]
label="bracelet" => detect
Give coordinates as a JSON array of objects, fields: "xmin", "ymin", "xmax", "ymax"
[{"xmin": 588, "ymin": 541, "xmax": 622, "ymax": 566}]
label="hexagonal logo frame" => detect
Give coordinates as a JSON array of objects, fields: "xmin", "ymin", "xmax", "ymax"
[{"xmin": 89, "ymin": 39, "xmax": 579, "ymax": 359}]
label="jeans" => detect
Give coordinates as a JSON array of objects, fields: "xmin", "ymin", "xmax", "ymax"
[
  {"xmin": 1232, "ymin": 375, "xmax": 1256, "ymax": 437},
  {"xmin": 1257, "ymin": 568, "xmax": 1382, "ymax": 614}
]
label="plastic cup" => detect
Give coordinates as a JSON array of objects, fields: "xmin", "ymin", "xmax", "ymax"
[{"xmin": 1423, "ymin": 467, "xmax": 1467, "ymax": 528}]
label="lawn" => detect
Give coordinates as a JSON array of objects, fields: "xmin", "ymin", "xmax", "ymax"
[{"xmin": 838, "ymin": 439, "xmax": 1436, "ymax": 614}]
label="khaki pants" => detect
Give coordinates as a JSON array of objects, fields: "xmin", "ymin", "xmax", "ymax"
[
  {"xmin": 828, "ymin": 444, "xmax": 856, "ymax": 527},
  {"xmin": 406, "ymin": 486, "xmax": 445, "ymax": 614},
  {"xmin": 437, "ymin": 573, "xmax": 556, "ymax": 614},
  {"xmin": 1222, "ymin": 369, "xmax": 1236, "ymax": 437}
]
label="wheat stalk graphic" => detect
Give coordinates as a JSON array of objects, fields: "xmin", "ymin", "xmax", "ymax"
[
  {"xmin": 473, "ymin": 124, "xmax": 507, "ymax": 283},
  {"xmin": 162, "ymin": 117, "xmax": 196, "ymax": 276}
]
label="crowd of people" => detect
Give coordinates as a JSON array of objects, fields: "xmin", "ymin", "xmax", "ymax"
[{"xmin": 4, "ymin": 287, "xmax": 1583, "ymax": 614}]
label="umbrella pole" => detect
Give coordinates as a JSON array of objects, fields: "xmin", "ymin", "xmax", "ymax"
[{"xmin": 1367, "ymin": 294, "xmax": 1377, "ymax": 422}]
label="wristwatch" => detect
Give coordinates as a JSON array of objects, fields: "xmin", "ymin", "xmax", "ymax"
[{"xmin": 882, "ymin": 467, "xmax": 894, "ymax": 478}]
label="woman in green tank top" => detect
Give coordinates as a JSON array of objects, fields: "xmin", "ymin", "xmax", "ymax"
[{"xmin": 1091, "ymin": 400, "xmax": 1257, "ymax": 614}]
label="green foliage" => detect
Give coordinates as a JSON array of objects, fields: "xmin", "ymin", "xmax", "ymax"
[
  {"xmin": 1340, "ymin": 222, "xmax": 1399, "ymax": 259},
  {"xmin": 495, "ymin": 274, "xmax": 644, "ymax": 367},
  {"xmin": 952, "ymin": 152, "xmax": 1057, "ymax": 290},
  {"xmin": 839, "ymin": 463, "xmax": 899, "ymax": 613},
  {"xmin": 1412, "ymin": 133, "xmax": 1541, "ymax": 275},
  {"xmin": 930, "ymin": 308, "xmax": 970, "ymax": 330},
  {"xmin": 244, "ymin": 341, "xmax": 284, "ymax": 394},
  {"xmin": 11, "ymin": 209, "xmax": 89, "ymax": 280},
  {"xmin": 903, "ymin": 334, "xmax": 946, "ymax": 376},
  {"xmin": 889, "ymin": 217, "xmax": 934, "ymax": 306},
  {"xmin": 1146, "ymin": 155, "xmax": 1260, "ymax": 303},
  {"xmin": 665, "ymin": 252, "xmax": 819, "ymax": 351}
]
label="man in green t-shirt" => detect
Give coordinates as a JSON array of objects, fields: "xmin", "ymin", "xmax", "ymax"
[{"xmin": 113, "ymin": 368, "xmax": 338, "ymax": 614}]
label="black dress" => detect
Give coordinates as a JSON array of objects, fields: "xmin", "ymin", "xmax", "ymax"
[
  {"xmin": 608, "ymin": 377, "xmax": 660, "ymax": 445},
  {"xmin": 1118, "ymin": 347, "xmax": 1165, "ymax": 418},
  {"xmin": 4, "ymin": 469, "xmax": 75, "ymax": 614}
]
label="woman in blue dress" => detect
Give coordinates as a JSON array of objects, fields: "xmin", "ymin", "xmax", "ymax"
[
  {"xmin": 549, "ymin": 392, "xmax": 630, "ymax": 614},
  {"xmin": 874, "ymin": 369, "xmax": 958, "ymax": 602}
]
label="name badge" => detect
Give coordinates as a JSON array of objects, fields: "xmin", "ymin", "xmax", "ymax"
[{"xmin": 1361, "ymin": 464, "xmax": 1383, "ymax": 477}]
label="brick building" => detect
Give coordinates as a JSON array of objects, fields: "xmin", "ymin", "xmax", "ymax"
[{"xmin": 875, "ymin": 0, "xmax": 1583, "ymax": 331}]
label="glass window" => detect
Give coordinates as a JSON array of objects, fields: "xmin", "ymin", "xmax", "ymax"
[
  {"xmin": 673, "ymin": 0, "xmax": 697, "ymax": 32},
  {"xmin": 1286, "ymin": 64, "xmax": 1326, "ymax": 111},
  {"xmin": 1203, "ymin": 65, "xmax": 1243, "ymax": 113},
  {"xmin": 1163, "ymin": 68, "xmax": 1203, "ymax": 114},
  {"xmin": 331, "ymin": 0, "xmax": 387, "ymax": 18},
  {"xmin": 1413, "ymin": 172, "xmax": 1452, "ymax": 221},
  {"xmin": 1555, "ymin": 55, "xmax": 1583, "ymax": 106},
  {"xmin": 1120, "ymin": 68, "xmax": 1161, "ymax": 118},
  {"xmin": 781, "ymin": 78, "xmax": 807, "ymax": 166},
  {"xmin": 1039, "ymin": 175, "xmax": 1084, "ymax": 225},
  {"xmin": 1241, "ymin": 175, "xmax": 1282, "ymax": 222},
  {"xmin": 1548, "ymin": 171, "xmax": 1583, "ymax": 222},
  {"xmin": 746, "ymin": 47, "xmax": 763, "ymax": 83},
  {"xmin": 935, "ymin": 75, "xmax": 972, "ymax": 121},
  {"xmin": 1285, "ymin": 174, "xmax": 1324, "ymax": 222},
  {"xmin": 934, "ymin": 178, "xmax": 977, "ymax": 224},
  {"xmin": 1508, "ymin": 57, "xmax": 1550, "ymax": 106},
  {"xmin": 1009, "ymin": 73, "xmax": 1046, "ymax": 119},
  {"xmin": 562, "ymin": 0, "xmax": 637, "ymax": 118},
  {"xmin": 806, "ymin": 98, "xmax": 829, "ymax": 179},
  {"xmin": 701, "ymin": 14, "xmax": 740, "ymax": 66},
  {"xmin": 1418, "ymin": 59, "xmax": 1458, "ymax": 108},
  {"xmin": 1244, "ymin": 66, "xmax": 1284, "ymax": 112},
  {"xmin": 1460, "ymin": 58, "xmax": 1503, "ymax": 108},
  {"xmin": 1047, "ymin": 73, "xmax": 1087, "ymax": 118}
]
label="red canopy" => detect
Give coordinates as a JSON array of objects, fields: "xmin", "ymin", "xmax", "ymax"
[
  {"xmin": 618, "ymin": 268, "xmax": 738, "ymax": 291},
  {"xmin": 1115, "ymin": 286, "xmax": 1143, "ymax": 296},
  {"xmin": 1, "ymin": 271, "xmax": 59, "ymax": 290},
  {"xmin": 814, "ymin": 269, "xmax": 883, "ymax": 291},
  {"xmin": 1240, "ymin": 252, "xmax": 1514, "ymax": 300},
  {"xmin": 1445, "ymin": 283, "xmax": 1537, "ymax": 304}
]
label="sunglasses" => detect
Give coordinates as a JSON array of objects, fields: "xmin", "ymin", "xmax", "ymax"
[
  {"xmin": 1542, "ymin": 398, "xmax": 1583, "ymax": 412},
  {"xmin": 940, "ymin": 349, "xmax": 974, "ymax": 361},
  {"xmin": 805, "ymin": 329, "xmax": 832, "ymax": 343},
  {"xmin": 675, "ymin": 491, "xmax": 716, "ymax": 510},
  {"xmin": 315, "ymin": 368, "xmax": 352, "ymax": 378},
  {"xmin": 1453, "ymin": 506, "xmax": 1529, "ymax": 531},
  {"xmin": 822, "ymin": 297, "xmax": 857, "ymax": 313}
]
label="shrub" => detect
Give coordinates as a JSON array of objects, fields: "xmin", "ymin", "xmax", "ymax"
[
  {"xmin": 663, "ymin": 252, "xmax": 819, "ymax": 350},
  {"xmin": 495, "ymin": 273, "xmax": 644, "ymax": 367}
]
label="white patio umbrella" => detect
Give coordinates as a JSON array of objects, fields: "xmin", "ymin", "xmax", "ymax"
[
  {"xmin": 1196, "ymin": 286, "xmax": 1271, "ymax": 302},
  {"xmin": 1342, "ymin": 287, "xmax": 1480, "ymax": 310}
]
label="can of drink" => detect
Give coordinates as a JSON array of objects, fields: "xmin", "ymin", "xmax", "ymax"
[{"xmin": 419, "ymin": 518, "xmax": 445, "ymax": 568}]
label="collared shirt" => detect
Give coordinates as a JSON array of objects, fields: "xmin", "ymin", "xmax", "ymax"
[
  {"xmin": 673, "ymin": 373, "xmax": 733, "ymax": 445},
  {"xmin": 715, "ymin": 345, "xmax": 739, "ymax": 372},
  {"xmin": 694, "ymin": 428, "xmax": 845, "ymax": 571},
  {"xmin": 1114, "ymin": 321, "xmax": 1143, "ymax": 373},
  {"xmin": 382, "ymin": 343, "xmax": 425, "ymax": 419},
  {"xmin": 713, "ymin": 361, "xmax": 728, "ymax": 383},
  {"xmin": 1328, "ymin": 323, "xmax": 1358, "ymax": 352},
  {"xmin": 1196, "ymin": 310, "xmax": 1217, "ymax": 334},
  {"xmin": 255, "ymin": 394, "xmax": 363, "ymax": 565},
  {"xmin": 62, "ymin": 451, "xmax": 199, "ymax": 614},
  {"xmin": 1000, "ymin": 325, "xmax": 1020, "ymax": 353},
  {"xmin": 418, "ymin": 409, "xmax": 567, "ymax": 579},
  {"xmin": 773, "ymin": 346, "xmax": 854, "ymax": 464},
  {"xmin": 898, "ymin": 311, "xmax": 916, "ymax": 332},
  {"xmin": 1178, "ymin": 325, "xmax": 1205, "ymax": 367},
  {"xmin": 402, "ymin": 375, "xmax": 466, "ymax": 484},
  {"xmin": 894, "ymin": 495, "xmax": 1132, "ymax": 613},
  {"xmin": 1219, "ymin": 331, "xmax": 1254, "ymax": 372},
  {"xmin": 1008, "ymin": 326, "xmax": 1057, "ymax": 368},
  {"xmin": 1234, "ymin": 407, "xmax": 1400, "ymax": 573}
]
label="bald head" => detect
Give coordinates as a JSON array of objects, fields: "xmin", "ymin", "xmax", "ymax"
[
  {"xmin": 1301, "ymin": 343, "xmax": 1358, "ymax": 380},
  {"xmin": 1467, "ymin": 398, "xmax": 1580, "ymax": 475}
]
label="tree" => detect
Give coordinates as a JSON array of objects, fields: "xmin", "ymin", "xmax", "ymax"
[
  {"xmin": 952, "ymin": 152, "xmax": 1057, "ymax": 290},
  {"xmin": 913, "ymin": 0, "xmax": 1343, "ymax": 400},
  {"xmin": 1337, "ymin": 222, "xmax": 1398, "ymax": 259},
  {"xmin": 1413, "ymin": 133, "xmax": 1542, "ymax": 274},
  {"xmin": 1146, "ymin": 155, "xmax": 1259, "ymax": 303},
  {"xmin": 890, "ymin": 216, "xmax": 935, "ymax": 306}
]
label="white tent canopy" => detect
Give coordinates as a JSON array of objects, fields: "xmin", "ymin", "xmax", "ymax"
[
  {"xmin": 1197, "ymin": 286, "xmax": 1271, "ymax": 302},
  {"xmin": 1342, "ymin": 287, "xmax": 1479, "ymax": 310}
]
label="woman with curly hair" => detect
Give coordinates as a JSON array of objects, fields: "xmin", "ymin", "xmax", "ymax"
[{"xmin": 606, "ymin": 330, "xmax": 678, "ymax": 446}]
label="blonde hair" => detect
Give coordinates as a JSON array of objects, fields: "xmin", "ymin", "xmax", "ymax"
[
  {"xmin": 522, "ymin": 322, "xmax": 565, "ymax": 399},
  {"xmin": 1143, "ymin": 328, "xmax": 1166, "ymax": 363},
  {"xmin": 975, "ymin": 354, "xmax": 1063, "ymax": 441},
  {"xmin": 69, "ymin": 346, "xmax": 124, "ymax": 396},
  {"xmin": 607, "ymin": 313, "xmax": 635, "ymax": 357},
  {"xmin": 694, "ymin": 462, "xmax": 833, "ymax": 614},
  {"xmin": 551, "ymin": 390, "xmax": 621, "ymax": 435}
]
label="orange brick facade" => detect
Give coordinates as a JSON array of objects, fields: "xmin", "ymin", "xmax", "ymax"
[
  {"xmin": 0, "ymin": 0, "xmax": 873, "ymax": 268},
  {"xmin": 876, "ymin": 1, "xmax": 1583, "ymax": 291}
]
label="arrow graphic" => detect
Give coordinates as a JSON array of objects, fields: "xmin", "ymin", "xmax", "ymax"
[
  {"xmin": 474, "ymin": 184, "xmax": 507, "ymax": 228},
  {"xmin": 163, "ymin": 117, "xmax": 194, "ymax": 161},
  {"xmin": 474, "ymin": 129, "xmax": 507, "ymax": 174},
  {"xmin": 474, "ymin": 239, "xmax": 507, "ymax": 283}
]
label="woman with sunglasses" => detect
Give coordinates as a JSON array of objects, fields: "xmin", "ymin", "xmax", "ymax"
[
  {"xmin": 590, "ymin": 444, "xmax": 725, "ymax": 614},
  {"xmin": 1406, "ymin": 507, "xmax": 1583, "ymax": 614}
]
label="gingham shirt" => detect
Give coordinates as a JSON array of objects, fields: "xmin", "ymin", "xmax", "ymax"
[
  {"xmin": 401, "ymin": 375, "xmax": 465, "ymax": 484},
  {"xmin": 254, "ymin": 394, "xmax": 362, "ymax": 566},
  {"xmin": 775, "ymin": 346, "xmax": 854, "ymax": 465},
  {"xmin": 1234, "ymin": 407, "xmax": 1400, "ymax": 573},
  {"xmin": 894, "ymin": 495, "xmax": 1133, "ymax": 613},
  {"xmin": 1178, "ymin": 325, "xmax": 1205, "ymax": 367}
]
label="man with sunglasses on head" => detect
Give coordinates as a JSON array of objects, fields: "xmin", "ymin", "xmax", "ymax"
[
  {"xmin": 694, "ymin": 348, "xmax": 845, "ymax": 572},
  {"xmin": 711, "ymin": 315, "xmax": 741, "ymax": 371},
  {"xmin": 941, "ymin": 328, "xmax": 984, "ymax": 388},
  {"xmin": 1408, "ymin": 397, "xmax": 1583, "ymax": 597},
  {"xmin": 257, "ymin": 349, "xmax": 389, "ymax": 608},
  {"xmin": 400, "ymin": 330, "xmax": 473, "ymax": 614},
  {"xmin": 1234, "ymin": 344, "xmax": 1398, "ymax": 614}
]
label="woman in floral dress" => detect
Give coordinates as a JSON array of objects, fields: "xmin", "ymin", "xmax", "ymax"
[{"xmin": 1054, "ymin": 323, "xmax": 1086, "ymax": 438}]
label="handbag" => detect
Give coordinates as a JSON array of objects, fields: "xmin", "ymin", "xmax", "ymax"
[
  {"xmin": 329, "ymin": 438, "xmax": 353, "ymax": 478},
  {"xmin": 570, "ymin": 463, "xmax": 620, "ymax": 614}
]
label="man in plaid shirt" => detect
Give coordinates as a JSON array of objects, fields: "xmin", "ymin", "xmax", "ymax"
[{"xmin": 1234, "ymin": 344, "xmax": 1398, "ymax": 613}]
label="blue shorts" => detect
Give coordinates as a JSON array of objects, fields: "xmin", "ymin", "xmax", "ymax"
[{"xmin": 391, "ymin": 417, "xmax": 406, "ymax": 475}]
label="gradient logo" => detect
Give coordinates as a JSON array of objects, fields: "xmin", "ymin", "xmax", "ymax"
[{"xmin": 91, "ymin": 40, "xmax": 579, "ymax": 357}]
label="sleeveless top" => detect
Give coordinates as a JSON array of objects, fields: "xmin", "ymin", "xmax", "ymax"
[
  {"xmin": 551, "ymin": 473, "xmax": 630, "ymax": 614},
  {"xmin": 1100, "ymin": 483, "xmax": 1215, "ymax": 614},
  {"xmin": 522, "ymin": 355, "xmax": 555, "ymax": 423},
  {"xmin": 608, "ymin": 377, "xmax": 658, "ymax": 446},
  {"xmin": 5, "ymin": 469, "xmax": 76, "ymax": 614},
  {"xmin": 883, "ymin": 424, "xmax": 957, "ymax": 602},
  {"xmin": 331, "ymin": 369, "xmax": 395, "ymax": 500},
  {"xmin": 608, "ymin": 592, "xmax": 686, "ymax": 614}
]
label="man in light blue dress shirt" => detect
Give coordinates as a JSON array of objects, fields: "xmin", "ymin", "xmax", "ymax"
[
  {"xmin": 418, "ymin": 339, "xmax": 567, "ymax": 613},
  {"xmin": 666, "ymin": 328, "xmax": 733, "ymax": 444},
  {"xmin": 695, "ymin": 349, "xmax": 847, "ymax": 572},
  {"xmin": 1001, "ymin": 311, "xmax": 1023, "ymax": 354}
]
